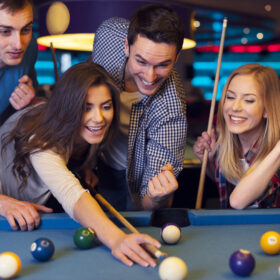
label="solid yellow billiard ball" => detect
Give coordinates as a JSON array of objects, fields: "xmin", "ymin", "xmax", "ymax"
[
  {"xmin": 260, "ymin": 231, "xmax": 280, "ymax": 255},
  {"xmin": 0, "ymin": 252, "xmax": 21, "ymax": 279}
]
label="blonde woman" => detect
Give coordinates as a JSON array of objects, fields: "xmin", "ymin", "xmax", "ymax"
[{"xmin": 193, "ymin": 63, "xmax": 280, "ymax": 209}]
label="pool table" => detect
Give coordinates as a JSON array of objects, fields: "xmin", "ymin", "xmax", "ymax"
[{"xmin": 0, "ymin": 209, "xmax": 279, "ymax": 280}]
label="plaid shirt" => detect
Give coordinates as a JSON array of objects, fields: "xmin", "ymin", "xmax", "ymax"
[
  {"xmin": 92, "ymin": 18, "xmax": 187, "ymax": 202},
  {"xmin": 215, "ymin": 140, "xmax": 280, "ymax": 208}
]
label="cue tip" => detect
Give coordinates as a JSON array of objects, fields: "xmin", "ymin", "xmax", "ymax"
[
  {"xmin": 223, "ymin": 17, "xmax": 228, "ymax": 27},
  {"xmin": 154, "ymin": 249, "xmax": 167, "ymax": 260},
  {"xmin": 143, "ymin": 244, "xmax": 167, "ymax": 260},
  {"xmin": 158, "ymin": 252, "xmax": 167, "ymax": 261}
]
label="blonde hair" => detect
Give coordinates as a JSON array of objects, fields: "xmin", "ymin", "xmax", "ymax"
[{"xmin": 216, "ymin": 63, "xmax": 280, "ymax": 182}]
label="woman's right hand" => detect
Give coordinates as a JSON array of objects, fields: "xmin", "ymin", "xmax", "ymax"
[
  {"xmin": 0, "ymin": 194, "xmax": 53, "ymax": 231},
  {"xmin": 193, "ymin": 128, "xmax": 216, "ymax": 161},
  {"xmin": 111, "ymin": 232, "xmax": 161, "ymax": 267}
]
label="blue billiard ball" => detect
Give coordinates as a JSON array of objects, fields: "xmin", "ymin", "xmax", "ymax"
[
  {"xmin": 30, "ymin": 238, "xmax": 55, "ymax": 262},
  {"xmin": 229, "ymin": 249, "xmax": 255, "ymax": 276}
]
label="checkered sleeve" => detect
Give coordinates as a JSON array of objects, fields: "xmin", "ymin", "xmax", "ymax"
[
  {"xmin": 92, "ymin": 17, "xmax": 129, "ymax": 88},
  {"xmin": 138, "ymin": 71, "xmax": 187, "ymax": 198},
  {"xmin": 140, "ymin": 116, "xmax": 187, "ymax": 196}
]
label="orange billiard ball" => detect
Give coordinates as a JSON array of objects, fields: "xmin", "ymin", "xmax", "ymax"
[
  {"xmin": 260, "ymin": 231, "xmax": 280, "ymax": 255},
  {"xmin": 0, "ymin": 252, "xmax": 21, "ymax": 279}
]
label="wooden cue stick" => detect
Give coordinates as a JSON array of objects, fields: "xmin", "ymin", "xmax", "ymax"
[
  {"xmin": 50, "ymin": 42, "xmax": 59, "ymax": 82},
  {"xmin": 94, "ymin": 192, "xmax": 167, "ymax": 259},
  {"xmin": 195, "ymin": 18, "xmax": 228, "ymax": 210}
]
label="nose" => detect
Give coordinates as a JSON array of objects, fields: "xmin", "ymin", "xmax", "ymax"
[
  {"xmin": 232, "ymin": 98, "xmax": 242, "ymax": 111},
  {"xmin": 144, "ymin": 66, "xmax": 157, "ymax": 83},
  {"xmin": 90, "ymin": 108, "xmax": 104, "ymax": 123},
  {"xmin": 10, "ymin": 32, "xmax": 23, "ymax": 50}
]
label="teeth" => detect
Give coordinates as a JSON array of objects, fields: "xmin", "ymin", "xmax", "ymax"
[
  {"xmin": 87, "ymin": 126, "xmax": 102, "ymax": 132},
  {"xmin": 231, "ymin": 116, "xmax": 245, "ymax": 121},
  {"xmin": 142, "ymin": 79, "xmax": 154, "ymax": 86}
]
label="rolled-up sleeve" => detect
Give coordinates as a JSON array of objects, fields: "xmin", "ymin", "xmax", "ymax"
[{"xmin": 30, "ymin": 150, "xmax": 87, "ymax": 218}]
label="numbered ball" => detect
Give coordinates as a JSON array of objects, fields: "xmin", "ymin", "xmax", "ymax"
[
  {"xmin": 229, "ymin": 249, "xmax": 255, "ymax": 276},
  {"xmin": 260, "ymin": 231, "xmax": 280, "ymax": 255},
  {"xmin": 31, "ymin": 238, "xmax": 55, "ymax": 262},
  {"xmin": 161, "ymin": 223, "xmax": 181, "ymax": 244},
  {"xmin": 74, "ymin": 227, "xmax": 96, "ymax": 249},
  {"xmin": 0, "ymin": 252, "xmax": 21, "ymax": 279}
]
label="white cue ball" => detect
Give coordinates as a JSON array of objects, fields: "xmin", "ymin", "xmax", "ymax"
[
  {"xmin": 159, "ymin": 256, "xmax": 188, "ymax": 280},
  {"xmin": 46, "ymin": 1, "xmax": 70, "ymax": 35},
  {"xmin": 161, "ymin": 223, "xmax": 181, "ymax": 244}
]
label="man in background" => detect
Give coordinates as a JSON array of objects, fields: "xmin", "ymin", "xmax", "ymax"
[{"xmin": 0, "ymin": 0, "xmax": 37, "ymax": 124}]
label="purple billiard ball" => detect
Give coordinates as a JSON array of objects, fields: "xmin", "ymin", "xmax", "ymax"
[
  {"xmin": 30, "ymin": 238, "xmax": 55, "ymax": 262},
  {"xmin": 229, "ymin": 249, "xmax": 255, "ymax": 276}
]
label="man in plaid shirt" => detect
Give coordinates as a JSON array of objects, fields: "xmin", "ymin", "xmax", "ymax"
[{"xmin": 92, "ymin": 4, "xmax": 187, "ymax": 210}]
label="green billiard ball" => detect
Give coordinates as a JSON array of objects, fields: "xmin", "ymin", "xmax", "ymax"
[{"xmin": 73, "ymin": 227, "xmax": 95, "ymax": 249}]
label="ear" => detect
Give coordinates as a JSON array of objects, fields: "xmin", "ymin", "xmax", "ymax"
[
  {"xmin": 263, "ymin": 109, "xmax": 268, "ymax": 119},
  {"xmin": 124, "ymin": 37, "xmax": 129, "ymax": 57}
]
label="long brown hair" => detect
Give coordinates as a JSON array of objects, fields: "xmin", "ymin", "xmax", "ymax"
[
  {"xmin": 216, "ymin": 63, "xmax": 280, "ymax": 182},
  {"xmin": 2, "ymin": 62, "xmax": 120, "ymax": 187}
]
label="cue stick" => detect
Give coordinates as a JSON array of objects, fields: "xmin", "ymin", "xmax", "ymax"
[
  {"xmin": 195, "ymin": 18, "xmax": 228, "ymax": 210},
  {"xmin": 94, "ymin": 192, "xmax": 167, "ymax": 260},
  {"xmin": 50, "ymin": 42, "xmax": 59, "ymax": 82}
]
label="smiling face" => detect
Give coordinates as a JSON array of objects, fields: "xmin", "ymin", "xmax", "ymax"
[
  {"xmin": 0, "ymin": 3, "xmax": 33, "ymax": 68},
  {"xmin": 79, "ymin": 84, "xmax": 114, "ymax": 146},
  {"xmin": 223, "ymin": 74, "xmax": 267, "ymax": 143},
  {"xmin": 124, "ymin": 34, "xmax": 177, "ymax": 96}
]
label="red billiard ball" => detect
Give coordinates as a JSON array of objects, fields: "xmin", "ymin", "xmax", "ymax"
[
  {"xmin": 229, "ymin": 249, "xmax": 255, "ymax": 276},
  {"xmin": 30, "ymin": 238, "xmax": 55, "ymax": 262}
]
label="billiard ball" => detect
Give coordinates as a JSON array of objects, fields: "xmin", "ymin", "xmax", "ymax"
[
  {"xmin": 158, "ymin": 256, "xmax": 188, "ymax": 280},
  {"xmin": 260, "ymin": 231, "xmax": 280, "ymax": 255},
  {"xmin": 229, "ymin": 249, "xmax": 255, "ymax": 276},
  {"xmin": 73, "ymin": 227, "xmax": 96, "ymax": 249},
  {"xmin": 161, "ymin": 223, "xmax": 181, "ymax": 244},
  {"xmin": 30, "ymin": 238, "xmax": 55, "ymax": 262},
  {"xmin": 0, "ymin": 252, "xmax": 21, "ymax": 279}
]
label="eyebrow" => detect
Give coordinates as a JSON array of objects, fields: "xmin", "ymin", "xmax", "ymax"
[
  {"xmin": 0, "ymin": 21, "xmax": 33, "ymax": 29},
  {"xmin": 135, "ymin": 54, "xmax": 172, "ymax": 65},
  {"xmin": 86, "ymin": 99, "xmax": 113, "ymax": 106}
]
